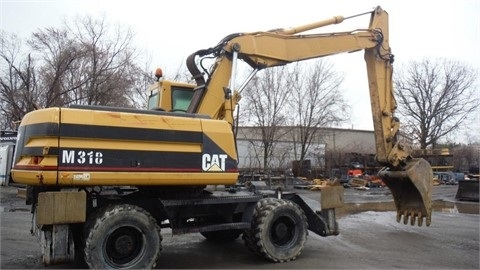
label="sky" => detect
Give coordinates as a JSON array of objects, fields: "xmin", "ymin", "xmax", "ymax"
[{"xmin": 1, "ymin": 0, "xmax": 479, "ymax": 142}]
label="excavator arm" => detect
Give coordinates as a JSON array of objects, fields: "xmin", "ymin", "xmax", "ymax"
[{"xmin": 186, "ymin": 6, "xmax": 432, "ymax": 226}]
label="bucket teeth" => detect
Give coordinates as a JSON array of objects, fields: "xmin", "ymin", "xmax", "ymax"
[
  {"xmin": 397, "ymin": 210, "xmax": 431, "ymax": 227},
  {"xmin": 403, "ymin": 210, "xmax": 409, "ymax": 225},
  {"xmin": 417, "ymin": 211, "xmax": 423, "ymax": 227},
  {"xmin": 410, "ymin": 212, "xmax": 416, "ymax": 226}
]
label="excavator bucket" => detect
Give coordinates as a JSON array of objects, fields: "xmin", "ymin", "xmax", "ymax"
[{"xmin": 378, "ymin": 158, "xmax": 433, "ymax": 226}]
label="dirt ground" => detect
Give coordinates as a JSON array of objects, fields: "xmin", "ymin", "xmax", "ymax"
[{"xmin": 1, "ymin": 184, "xmax": 478, "ymax": 269}]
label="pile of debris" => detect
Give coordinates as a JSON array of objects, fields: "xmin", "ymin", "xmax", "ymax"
[{"xmin": 309, "ymin": 178, "xmax": 341, "ymax": 191}]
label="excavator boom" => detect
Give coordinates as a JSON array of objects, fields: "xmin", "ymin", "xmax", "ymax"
[{"xmin": 185, "ymin": 6, "xmax": 433, "ymax": 226}]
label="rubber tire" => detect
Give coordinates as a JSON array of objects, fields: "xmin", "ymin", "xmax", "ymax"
[
  {"xmin": 200, "ymin": 229, "xmax": 243, "ymax": 242},
  {"xmin": 84, "ymin": 204, "xmax": 162, "ymax": 269},
  {"xmin": 243, "ymin": 229, "xmax": 262, "ymax": 256},
  {"xmin": 243, "ymin": 198, "xmax": 307, "ymax": 262}
]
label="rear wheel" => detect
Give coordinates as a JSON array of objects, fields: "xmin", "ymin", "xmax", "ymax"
[
  {"xmin": 243, "ymin": 198, "xmax": 307, "ymax": 262},
  {"xmin": 84, "ymin": 204, "xmax": 162, "ymax": 269}
]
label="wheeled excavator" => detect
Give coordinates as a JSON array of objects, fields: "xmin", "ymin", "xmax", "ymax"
[{"xmin": 11, "ymin": 6, "xmax": 433, "ymax": 269}]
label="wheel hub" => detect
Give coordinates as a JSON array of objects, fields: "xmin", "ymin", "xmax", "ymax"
[
  {"xmin": 271, "ymin": 217, "xmax": 295, "ymax": 245},
  {"xmin": 114, "ymin": 235, "xmax": 135, "ymax": 256},
  {"xmin": 106, "ymin": 227, "xmax": 143, "ymax": 264},
  {"xmin": 274, "ymin": 223, "xmax": 288, "ymax": 238}
]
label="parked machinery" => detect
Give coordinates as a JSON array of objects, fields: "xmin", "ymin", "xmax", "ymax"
[{"xmin": 11, "ymin": 6, "xmax": 432, "ymax": 268}]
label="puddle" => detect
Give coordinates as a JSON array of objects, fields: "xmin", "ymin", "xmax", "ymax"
[
  {"xmin": 0, "ymin": 206, "xmax": 30, "ymax": 213},
  {"xmin": 336, "ymin": 200, "xmax": 479, "ymax": 218},
  {"xmin": 433, "ymin": 200, "xmax": 479, "ymax": 215}
]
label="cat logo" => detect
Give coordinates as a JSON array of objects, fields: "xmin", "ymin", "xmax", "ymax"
[{"xmin": 202, "ymin": 154, "xmax": 227, "ymax": 172}]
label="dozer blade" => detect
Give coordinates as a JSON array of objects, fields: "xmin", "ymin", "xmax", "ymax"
[
  {"xmin": 455, "ymin": 179, "xmax": 479, "ymax": 201},
  {"xmin": 378, "ymin": 158, "xmax": 432, "ymax": 226}
]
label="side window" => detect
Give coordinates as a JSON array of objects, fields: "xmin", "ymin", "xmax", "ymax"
[
  {"xmin": 147, "ymin": 91, "xmax": 160, "ymax": 110},
  {"xmin": 172, "ymin": 88, "xmax": 193, "ymax": 111}
]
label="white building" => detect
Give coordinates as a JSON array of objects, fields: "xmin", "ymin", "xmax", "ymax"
[{"xmin": 235, "ymin": 126, "xmax": 376, "ymax": 172}]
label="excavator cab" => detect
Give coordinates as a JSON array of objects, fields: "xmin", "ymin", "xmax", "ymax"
[{"xmin": 146, "ymin": 79, "xmax": 195, "ymax": 112}]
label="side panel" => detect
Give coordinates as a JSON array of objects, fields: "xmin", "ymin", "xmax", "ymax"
[
  {"xmin": 12, "ymin": 107, "xmax": 239, "ymax": 186},
  {"xmin": 11, "ymin": 108, "xmax": 60, "ymax": 185}
]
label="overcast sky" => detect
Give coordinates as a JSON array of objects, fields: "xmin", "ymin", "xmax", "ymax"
[{"xmin": 1, "ymin": 0, "xmax": 479, "ymax": 142}]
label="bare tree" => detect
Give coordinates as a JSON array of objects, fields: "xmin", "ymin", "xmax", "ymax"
[
  {"xmin": 1, "ymin": 14, "xmax": 149, "ymax": 130},
  {"xmin": 288, "ymin": 60, "xmax": 349, "ymax": 169},
  {"xmin": 27, "ymin": 15, "xmax": 143, "ymax": 108},
  {"xmin": 394, "ymin": 58, "xmax": 479, "ymax": 149},
  {"xmin": 128, "ymin": 53, "xmax": 155, "ymax": 109},
  {"xmin": 0, "ymin": 31, "xmax": 39, "ymax": 130},
  {"xmin": 242, "ymin": 67, "xmax": 291, "ymax": 172},
  {"xmin": 28, "ymin": 27, "xmax": 81, "ymax": 107},
  {"xmin": 66, "ymin": 15, "xmax": 139, "ymax": 107},
  {"xmin": 451, "ymin": 144, "xmax": 479, "ymax": 172}
]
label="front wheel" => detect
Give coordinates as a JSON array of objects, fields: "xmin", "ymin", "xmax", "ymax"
[
  {"xmin": 84, "ymin": 204, "xmax": 162, "ymax": 269},
  {"xmin": 243, "ymin": 198, "xmax": 307, "ymax": 262}
]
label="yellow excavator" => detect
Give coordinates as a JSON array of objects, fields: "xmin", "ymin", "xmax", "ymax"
[{"xmin": 11, "ymin": 6, "xmax": 432, "ymax": 269}]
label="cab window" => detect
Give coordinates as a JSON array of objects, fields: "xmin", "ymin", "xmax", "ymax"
[
  {"xmin": 172, "ymin": 87, "xmax": 193, "ymax": 111},
  {"xmin": 147, "ymin": 91, "xmax": 159, "ymax": 110}
]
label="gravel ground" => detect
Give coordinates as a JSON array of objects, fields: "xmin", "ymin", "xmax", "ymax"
[{"xmin": 1, "ymin": 184, "xmax": 478, "ymax": 269}]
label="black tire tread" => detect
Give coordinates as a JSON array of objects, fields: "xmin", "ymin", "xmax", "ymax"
[
  {"xmin": 243, "ymin": 198, "xmax": 307, "ymax": 263},
  {"xmin": 84, "ymin": 204, "xmax": 162, "ymax": 269}
]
